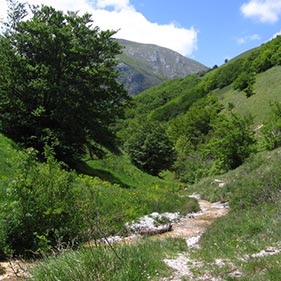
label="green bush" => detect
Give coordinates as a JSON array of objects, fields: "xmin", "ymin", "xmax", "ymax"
[
  {"xmin": 207, "ymin": 113, "xmax": 256, "ymax": 173},
  {"xmin": 0, "ymin": 147, "xmax": 95, "ymax": 257},
  {"xmin": 262, "ymin": 102, "xmax": 281, "ymax": 150},
  {"xmin": 0, "ymin": 145, "xmax": 199, "ymax": 258}
]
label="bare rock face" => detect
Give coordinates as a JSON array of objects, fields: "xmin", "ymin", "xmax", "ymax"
[{"xmin": 116, "ymin": 39, "xmax": 208, "ymax": 95}]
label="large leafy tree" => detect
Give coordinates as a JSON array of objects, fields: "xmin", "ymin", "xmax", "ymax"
[
  {"xmin": 0, "ymin": 1, "xmax": 129, "ymax": 163},
  {"xmin": 124, "ymin": 120, "xmax": 175, "ymax": 176}
]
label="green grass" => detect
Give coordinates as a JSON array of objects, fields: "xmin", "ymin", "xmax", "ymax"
[
  {"xmin": 0, "ymin": 133, "xmax": 18, "ymax": 178},
  {"xmin": 76, "ymin": 153, "xmax": 200, "ymax": 235},
  {"xmin": 187, "ymin": 147, "xmax": 281, "ymax": 280},
  {"xmin": 31, "ymin": 238, "xmax": 187, "ymax": 281},
  {"xmin": 78, "ymin": 152, "xmax": 183, "ymax": 190},
  {"xmin": 216, "ymin": 66, "xmax": 281, "ymax": 125},
  {"xmin": 77, "ymin": 174, "xmax": 198, "ymax": 236},
  {"xmin": 0, "ymin": 134, "xmax": 199, "ymax": 255},
  {"xmin": 240, "ymin": 254, "xmax": 281, "ymax": 281}
]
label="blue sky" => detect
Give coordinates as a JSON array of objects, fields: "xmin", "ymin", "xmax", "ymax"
[
  {"xmin": 128, "ymin": 0, "xmax": 281, "ymax": 66},
  {"xmin": 1, "ymin": 0, "xmax": 281, "ymax": 67}
]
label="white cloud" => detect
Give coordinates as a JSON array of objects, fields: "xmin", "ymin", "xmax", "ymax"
[
  {"xmin": 0, "ymin": 0, "xmax": 198, "ymax": 56},
  {"xmin": 241, "ymin": 0, "xmax": 281, "ymax": 23},
  {"xmin": 0, "ymin": 0, "xmax": 7, "ymax": 21},
  {"xmin": 92, "ymin": 8, "xmax": 198, "ymax": 56},
  {"xmin": 237, "ymin": 33, "xmax": 261, "ymax": 44}
]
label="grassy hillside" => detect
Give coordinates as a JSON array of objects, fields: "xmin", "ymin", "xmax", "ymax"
[
  {"xmin": 30, "ymin": 146, "xmax": 281, "ymax": 281},
  {"xmin": 0, "ymin": 133, "xmax": 198, "ymax": 258},
  {"xmin": 126, "ymin": 73, "xmax": 202, "ymax": 118},
  {"xmin": 78, "ymin": 153, "xmax": 177, "ymax": 189},
  {"xmin": 119, "ymin": 36, "xmax": 281, "ymax": 182},
  {"xmin": 216, "ymin": 65, "xmax": 281, "ymax": 124}
]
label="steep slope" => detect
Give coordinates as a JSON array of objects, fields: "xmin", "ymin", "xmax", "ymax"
[
  {"xmin": 116, "ymin": 39, "xmax": 208, "ymax": 95},
  {"xmin": 127, "ymin": 35, "xmax": 281, "ymax": 125}
]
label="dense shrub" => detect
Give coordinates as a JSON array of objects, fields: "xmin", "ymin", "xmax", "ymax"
[
  {"xmin": 0, "ymin": 147, "xmax": 95, "ymax": 257},
  {"xmin": 167, "ymin": 95, "xmax": 256, "ymax": 183},
  {"xmin": 262, "ymin": 102, "xmax": 281, "ymax": 150},
  {"xmin": 207, "ymin": 114, "xmax": 256, "ymax": 172}
]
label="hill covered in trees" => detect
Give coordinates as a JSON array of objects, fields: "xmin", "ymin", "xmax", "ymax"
[{"xmin": 121, "ymin": 34, "xmax": 281, "ymax": 181}]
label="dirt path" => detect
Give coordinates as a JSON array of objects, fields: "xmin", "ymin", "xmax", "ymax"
[
  {"xmin": 0, "ymin": 260, "xmax": 31, "ymax": 281},
  {"xmin": 159, "ymin": 195, "xmax": 229, "ymax": 281},
  {"xmin": 159, "ymin": 195, "xmax": 229, "ymax": 241}
]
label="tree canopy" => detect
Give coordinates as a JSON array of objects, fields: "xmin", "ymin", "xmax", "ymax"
[
  {"xmin": 124, "ymin": 120, "xmax": 175, "ymax": 176},
  {"xmin": 0, "ymin": 1, "xmax": 130, "ymax": 164}
]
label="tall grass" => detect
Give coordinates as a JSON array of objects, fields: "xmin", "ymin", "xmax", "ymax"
[{"xmin": 31, "ymin": 238, "xmax": 186, "ymax": 281}]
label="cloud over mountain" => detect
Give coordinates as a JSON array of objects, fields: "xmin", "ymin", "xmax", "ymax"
[{"xmin": 0, "ymin": 0, "xmax": 198, "ymax": 56}]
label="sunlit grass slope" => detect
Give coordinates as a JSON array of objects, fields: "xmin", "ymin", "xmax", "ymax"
[{"xmin": 216, "ymin": 65, "xmax": 281, "ymax": 124}]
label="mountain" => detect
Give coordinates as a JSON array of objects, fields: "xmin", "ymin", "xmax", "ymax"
[{"xmin": 116, "ymin": 39, "xmax": 208, "ymax": 95}]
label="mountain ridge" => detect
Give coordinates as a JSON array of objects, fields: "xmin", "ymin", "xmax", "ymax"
[{"xmin": 116, "ymin": 39, "xmax": 208, "ymax": 95}]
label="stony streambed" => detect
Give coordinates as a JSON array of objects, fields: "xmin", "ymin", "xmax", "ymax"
[{"xmin": 0, "ymin": 194, "xmax": 229, "ymax": 280}]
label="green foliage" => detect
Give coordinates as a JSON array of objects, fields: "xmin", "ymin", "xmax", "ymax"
[
  {"xmin": 232, "ymin": 70, "xmax": 256, "ymax": 97},
  {"xmin": 0, "ymin": 135, "xmax": 198, "ymax": 258},
  {"xmin": 168, "ymin": 95, "xmax": 222, "ymax": 145},
  {"xmin": 215, "ymin": 58, "xmax": 244, "ymax": 89},
  {"xmin": 167, "ymin": 95, "xmax": 255, "ymax": 182},
  {"xmin": 167, "ymin": 94, "xmax": 223, "ymax": 182},
  {"xmin": 0, "ymin": 2, "xmax": 129, "ymax": 164},
  {"xmin": 124, "ymin": 121, "xmax": 175, "ymax": 176},
  {"xmin": 207, "ymin": 113, "xmax": 256, "ymax": 172},
  {"xmin": 0, "ymin": 133, "xmax": 18, "ymax": 178},
  {"xmin": 262, "ymin": 102, "xmax": 281, "ymax": 150},
  {"xmin": 126, "ymin": 74, "xmax": 202, "ymax": 119}
]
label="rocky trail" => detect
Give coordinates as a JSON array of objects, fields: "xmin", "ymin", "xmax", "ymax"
[
  {"xmin": 157, "ymin": 195, "xmax": 281, "ymax": 280},
  {"xmin": 159, "ymin": 195, "xmax": 230, "ymax": 280}
]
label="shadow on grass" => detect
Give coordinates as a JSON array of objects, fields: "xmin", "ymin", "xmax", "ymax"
[{"xmin": 74, "ymin": 160, "xmax": 132, "ymax": 189}]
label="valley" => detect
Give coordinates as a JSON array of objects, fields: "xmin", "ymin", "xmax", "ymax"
[{"xmin": 0, "ymin": 2, "xmax": 281, "ymax": 280}]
